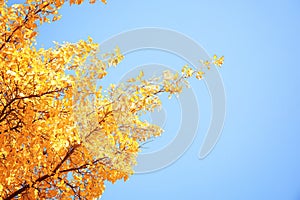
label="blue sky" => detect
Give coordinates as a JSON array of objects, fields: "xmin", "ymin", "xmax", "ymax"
[{"xmin": 11, "ymin": 0, "xmax": 300, "ymax": 199}]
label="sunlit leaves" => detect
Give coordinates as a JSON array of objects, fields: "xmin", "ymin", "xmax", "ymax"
[
  {"xmin": 213, "ymin": 54, "xmax": 224, "ymax": 67},
  {"xmin": 0, "ymin": 0, "xmax": 223, "ymax": 199}
]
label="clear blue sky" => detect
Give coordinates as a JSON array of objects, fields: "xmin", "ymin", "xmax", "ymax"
[{"xmin": 11, "ymin": 0, "xmax": 300, "ymax": 199}]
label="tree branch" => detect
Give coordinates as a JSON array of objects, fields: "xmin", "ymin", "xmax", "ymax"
[{"xmin": 4, "ymin": 144, "xmax": 80, "ymax": 200}]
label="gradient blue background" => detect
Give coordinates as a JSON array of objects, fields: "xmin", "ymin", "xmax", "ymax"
[{"xmin": 10, "ymin": 0, "xmax": 300, "ymax": 199}]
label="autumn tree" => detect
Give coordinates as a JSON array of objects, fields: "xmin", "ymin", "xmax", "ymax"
[{"xmin": 0, "ymin": 0, "xmax": 223, "ymax": 199}]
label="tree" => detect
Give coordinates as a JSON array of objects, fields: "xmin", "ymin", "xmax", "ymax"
[{"xmin": 0, "ymin": 0, "xmax": 223, "ymax": 199}]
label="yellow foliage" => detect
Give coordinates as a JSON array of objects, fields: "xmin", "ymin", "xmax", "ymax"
[{"xmin": 0, "ymin": 0, "xmax": 223, "ymax": 199}]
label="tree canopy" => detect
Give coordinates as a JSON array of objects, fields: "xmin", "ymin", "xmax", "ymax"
[{"xmin": 0, "ymin": 0, "xmax": 223, "ymax": 199}]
